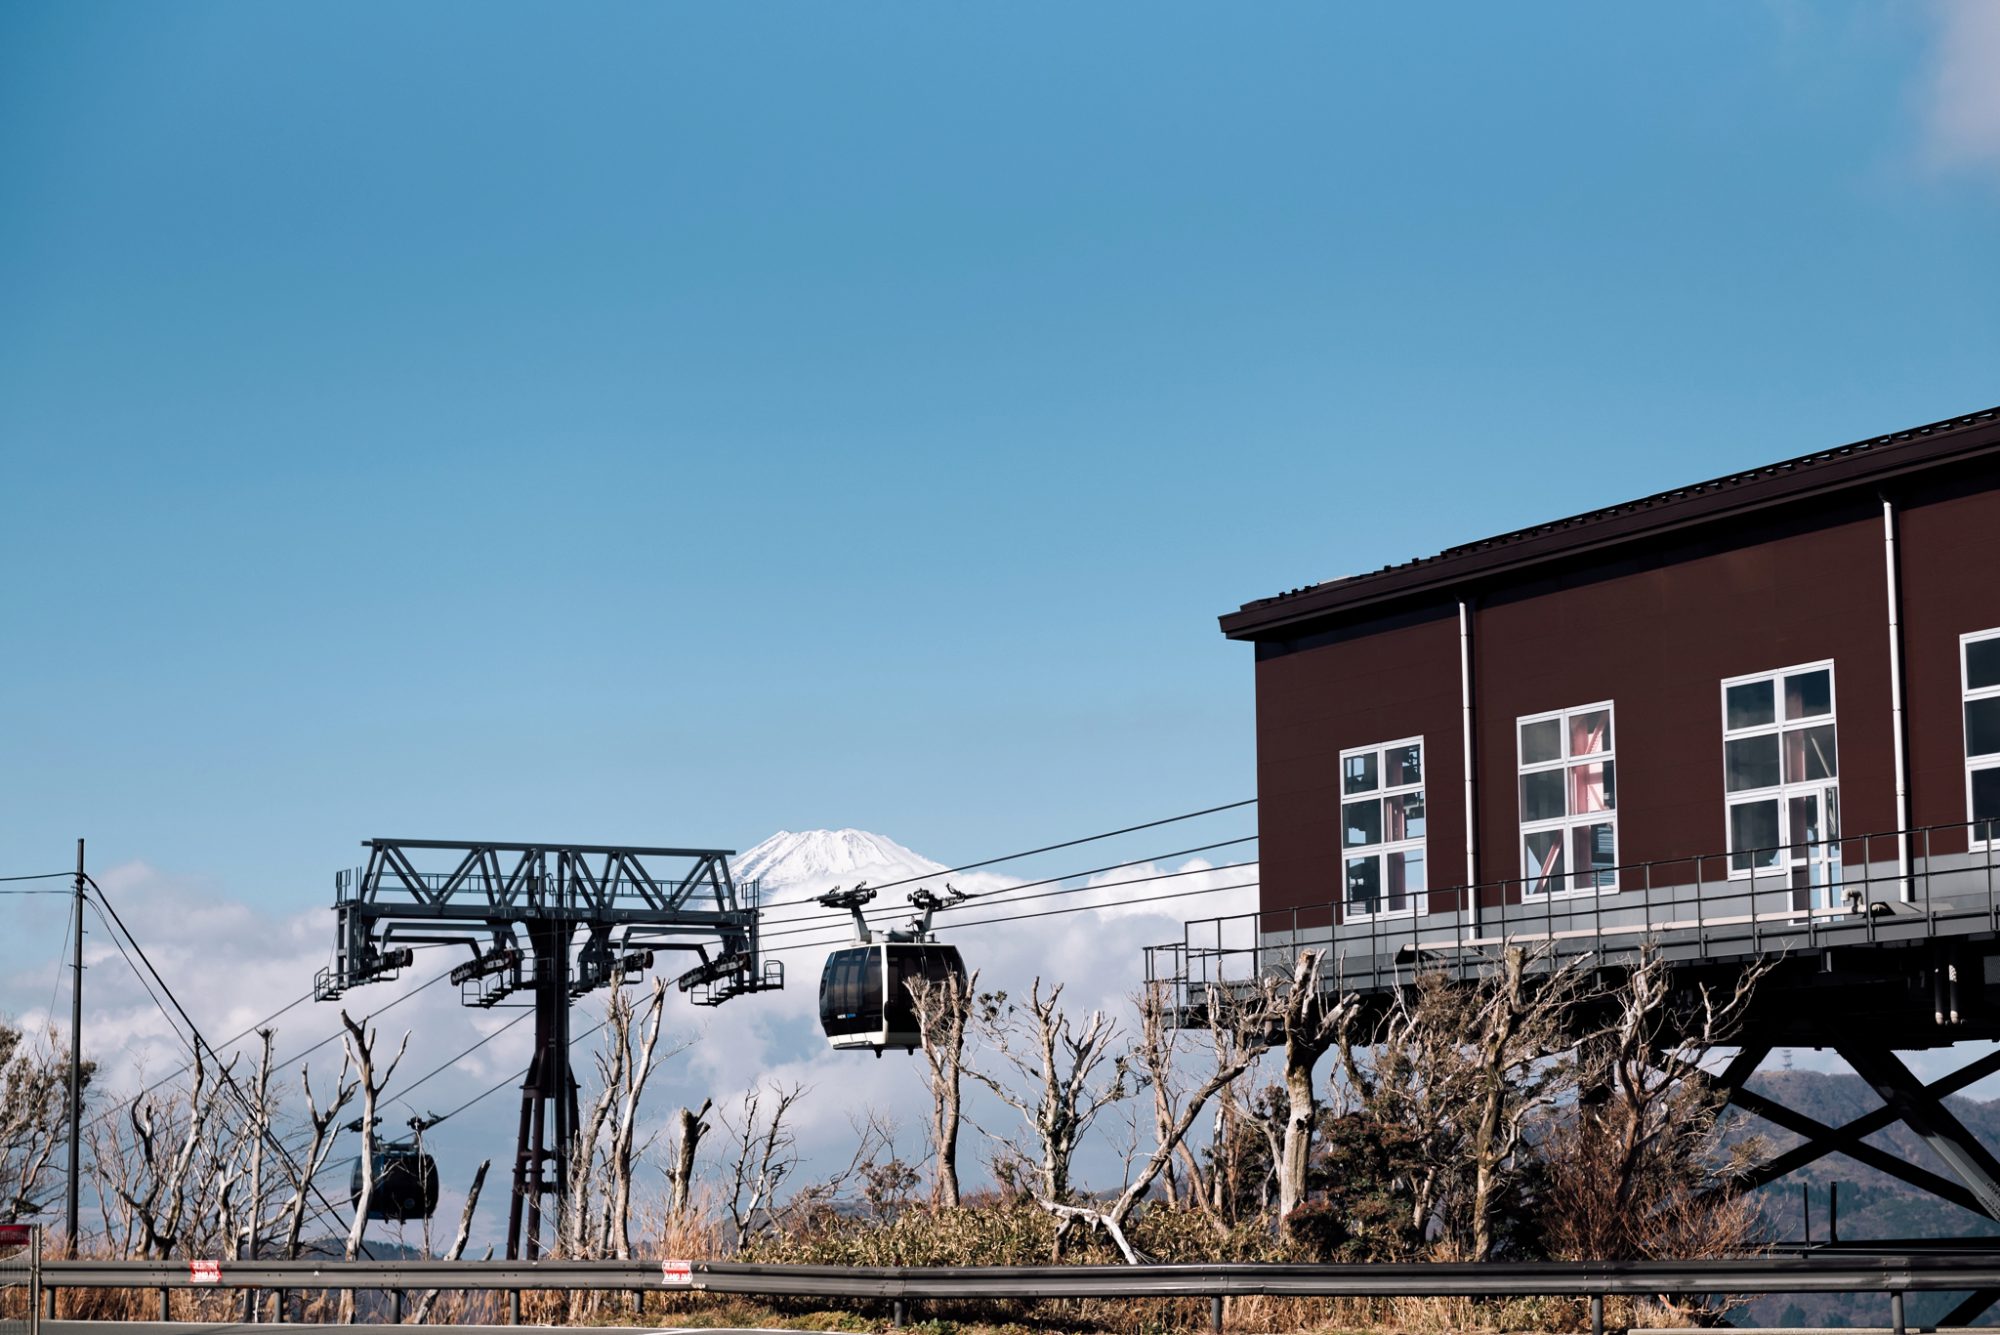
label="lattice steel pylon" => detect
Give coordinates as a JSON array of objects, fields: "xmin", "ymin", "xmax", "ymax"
[{"xmin": 315, "ymin": 838, "xmax": 782, "ymax": 1260}]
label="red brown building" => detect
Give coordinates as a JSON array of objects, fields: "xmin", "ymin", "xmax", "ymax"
[
  {"xmin": 1160, "ymin": 406, "xmax": 2000, "ymax": 1250},
  {"xmin": 1224, "ymin": 405, "xmax": 2000, "ymax": 941}
]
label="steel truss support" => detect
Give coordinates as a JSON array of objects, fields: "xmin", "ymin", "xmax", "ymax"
[
  {"xmin": 1837, "ymin": 1045, "xmax": 2000, "ymax": 1221},
  {"xmin": 1720, "ymin": 1043, "xmax": 2000, "ymax": 1327}
]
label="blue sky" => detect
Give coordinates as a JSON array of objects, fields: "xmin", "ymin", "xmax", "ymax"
[{"xmin": 4, "ymin": 1, "xmax": 1999, "ymax": 907}]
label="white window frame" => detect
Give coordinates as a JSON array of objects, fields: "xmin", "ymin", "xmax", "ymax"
[
  {"xmin": 1719, "ymin": 659, "xmax": 1841, "ymax": 899},
  {"xmin": 1338, "ymin": 736, "xmax": 1427, "ymax": 921},
  {"xmin": 1962, "ymin": 630, "xmax": 2000, "ymax": 849},
  {"xmin": 1517, "ymin": 701, "xmax": 1618, "ymax": 899}
]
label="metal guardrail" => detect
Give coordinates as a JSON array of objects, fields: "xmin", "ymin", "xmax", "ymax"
[{"xmin": 34, "ymin": 1252, "xmax": 2000, "ymax": 1297}]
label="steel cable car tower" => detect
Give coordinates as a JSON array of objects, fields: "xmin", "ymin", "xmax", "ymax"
[{"xmin": 315, "ymin": 838, "xmax": 781, "ymax": 1259}]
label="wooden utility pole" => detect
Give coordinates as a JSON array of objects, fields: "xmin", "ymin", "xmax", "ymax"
[{"xmin": 65, "ymin": 838, "xmax": 83, "ymax": 1257}]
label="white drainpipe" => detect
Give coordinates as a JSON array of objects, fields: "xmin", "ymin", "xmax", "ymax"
[
  {"xmin": 1460, "ymin": 599, "xmax": 1478, "ymax": 926},
  {"xmin": 1884, "ymin": 496, "xmax": 1912, "ymax": 900}
]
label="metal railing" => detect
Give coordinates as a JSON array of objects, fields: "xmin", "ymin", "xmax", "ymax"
[
  {"xmin": 1147, "ymin": 820, "xmax": 2000, "ymax": 1002},
  {"xmin": 30, "ymin": 1252, "xmax": 2000, "ymax": 1335}
]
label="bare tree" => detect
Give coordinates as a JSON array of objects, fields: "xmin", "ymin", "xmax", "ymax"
[
  {"xmin": 720, "ymin": 1081, "xmax": 806, "ymax": 1241},
  {"xmin": 0, "ymin": 1023, "xmax": 79, "ymax": 1224},
  {"xmin": 1541, "ymin": 948, "xmax": 1770, "ymax": 1272},
  {"xmin": 279, "ymin": 1049, "xmax": 357, "ymax": 1260},
  {"xmin": 602, "ymin": 979, "xmax": 674, "ymax": 1257},
  {"xmin": 564, "ymin": 979, "xmax": 683, "ymax": 1257},
  {"xmin": 1336, "ymin": 948, "xmax": 1587, "ymax": 1261},
  {"xmin": 1274, "ymin": 951, "xmax": 1358, "ymax": 1225},
  {"xmin": 970, "ymin": 980, "xmax": 1131, "ymax": 1206},
  {"xmin": 908, "ymin": 968, "xmax": 978, "ymax": 1207},
  {"xmin": 665, "ymin": 1099, "xmax": 712, "ymax": 1222},
  {"xmin": 217, "ymin": 1030, "xmax": 278, "ymax": 1261},
  {"xmin": 338, "ymin": 1009, "xmax": 408, "ymax": 1318},
  {"xmin": 1043, "ymin": 977, "xmax": 1286, "ymax": 1263},
  {"xmin": 408, "ymin": 1160, "xmax": 491, "ymax": 1324},
  {"xmin": 1466, "ymin": 950, "xmax": 1576, "ymax": 1259},
  {"xmin": 778, "ymin": 1110, "xmax": 896, "ymax": 1229},
  {"xmin": 1130, "ymin": 982, "xmax": 1196, "ymax": 1212},
  {"xmin": 121, "ymin": 1046, "xmax": 237, "ymax": 1258},
  {"xmin": 566, "ymin": 1048, "xmax": 620, "ymax": 1257}
]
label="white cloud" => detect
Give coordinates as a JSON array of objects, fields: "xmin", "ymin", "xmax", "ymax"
[
  {"xmin": 1923, "ymin": 0, "xmax": 2000, "ymax": 173},
  {"xmin": 0, "ymin": 840, "xmax": 1262, "ymax": 1251}
]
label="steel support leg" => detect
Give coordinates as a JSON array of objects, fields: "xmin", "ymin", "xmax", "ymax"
[
  {"xmin": 1941, "ymin": 1288, "xmax": 2000, "ymax": 1327},
  {"xmin": 1735, "ymin": 1045, "xmax": 2000, "ymax": 1191},
  {"xmin": 1840, "ymin": 1044, "xmax": 2000, "ymax": 1220},
  {"xmin": 1727, "ymin": 1084, "xmax": 1986, "ymax": 1213}
]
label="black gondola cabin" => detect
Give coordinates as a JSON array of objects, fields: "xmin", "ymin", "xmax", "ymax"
[
  {"xmin": 819, "ymin": 941, "xmax": 966, "ymax": 1052},
  {"xmin": 350, "ymin": 1142, "xmax": 440, "ymax": 1222}
]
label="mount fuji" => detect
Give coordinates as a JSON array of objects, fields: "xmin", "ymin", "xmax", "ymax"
[{"xmin": 731, "ymin": 828, "xmax": 947, "ymax": 897}]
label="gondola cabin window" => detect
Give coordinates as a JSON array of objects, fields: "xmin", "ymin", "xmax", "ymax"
[
  {"xmin": 820, "ymin": 947, "xmax": 882, "ymax": 1037},
  {"xmin": 1339, "ymin": 737, "xmax": 1425, "ymax": 919}
]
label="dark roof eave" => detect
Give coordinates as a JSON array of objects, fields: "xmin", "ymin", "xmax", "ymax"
[{"xmin": 1220, "ymin": 405, "xmax": 2000, "ymax": 642}]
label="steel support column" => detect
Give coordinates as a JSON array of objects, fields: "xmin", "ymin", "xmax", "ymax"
[{"xmin": 506, "ymin": 920, "xmax": 577, "ymax": 1261}]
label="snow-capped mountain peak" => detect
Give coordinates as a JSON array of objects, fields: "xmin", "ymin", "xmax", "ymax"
[{"xmin": 731, "ymin": 828, "xmax": 946, "ymax": 895}]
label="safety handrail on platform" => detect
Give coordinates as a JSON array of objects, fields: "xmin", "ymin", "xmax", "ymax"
[{"xmin": 1146, "ymin": 820, "xmax": 2000, "ymax": 1002}]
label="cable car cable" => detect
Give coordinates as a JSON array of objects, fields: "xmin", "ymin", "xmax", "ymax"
[
  {"xmin": 776, "ymin": 876, "xmax": 1258, "ymax": 959},
  {"xmin": 753, "ymin": 833, "xmax": 1258, "ymax": 929},
  {"xmin": 387, "ymin": 1009, "xmax": 531, "ymax": 1114},
  {"xmin": 758, "ymin": 854, "xmax": 1259, "ymax": 943},
  {"xmin": 756, "ymin": 798, "xmax": 1256, "ymax": 911},
  {"xmin": 418, "ymin": 1017, "xmax": 610, "ymax": 1129}
]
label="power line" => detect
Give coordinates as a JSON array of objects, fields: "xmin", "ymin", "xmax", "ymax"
[
  {"xmin": 81, "ymin": 877, "xmax": 378, "ymax": 1259},
  {"xmin": 83, "ymin": 955, "xmax": 454, "ymax": 1133},
  {"xmin": 75, "ymin": 900, "xmax": 374, "ymax": 1249},
  {"xmin": 0, "ymin": 871, "xmax": 73, "ymax": 882},
  {"xmin": 44, "ymin": 893, "xmax": 74, "ymax": 1043},
  {"xmin": 756, "ymin": 798, "xmax": 1257, "ymax": 911}
]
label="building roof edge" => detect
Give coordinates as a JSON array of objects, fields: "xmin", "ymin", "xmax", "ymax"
[{"xmin": 1220, "ymin": 404, "xmax": 2000, "ymax": 642}]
